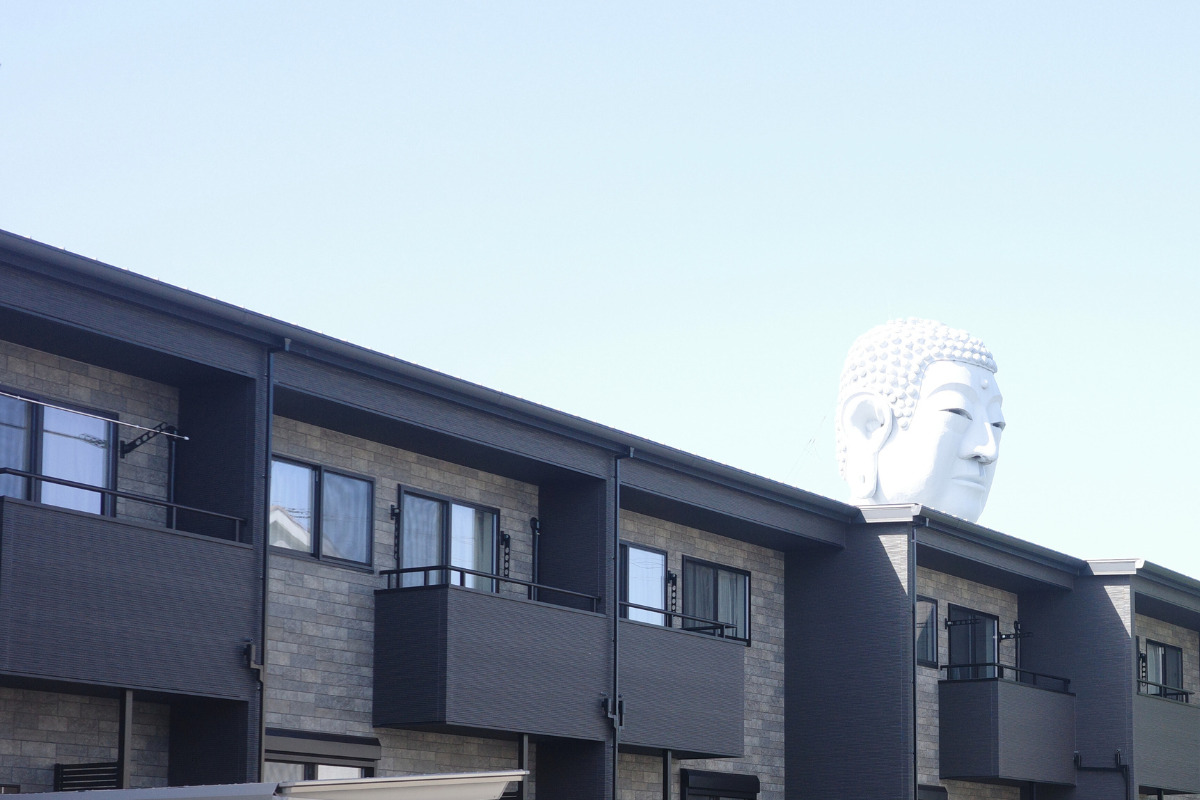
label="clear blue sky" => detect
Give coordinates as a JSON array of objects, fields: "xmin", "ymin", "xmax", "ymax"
[{"xmin": 3, "ymin": 2, "xmax": 1198, "ymax": 579}]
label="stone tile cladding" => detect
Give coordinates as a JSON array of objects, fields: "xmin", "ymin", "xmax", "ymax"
[
  {"xmin": 0, "ymin": 687, "xmax": 168, "ymax": 792},
  {"xmin": 0, "ymin": 340, "xmax": 177, "ymax": 526},
  {"xmin": 1135, "ymin": 613, "xmax": 1200, "ymax": 698},
  {"xmin": 617, "ymin": 509, "xmax": 785, "ymax": 800},
  {"xmin": 915, "ymin": 566, "xmax": 1020, "ymax": 800},
  {"xmin": 268, "ymin": 417, "xmax": 537, "ymax": 793}
]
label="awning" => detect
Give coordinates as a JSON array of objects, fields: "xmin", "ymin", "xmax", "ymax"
[{"xmin": 30, "ymin": 771, "xmax": 526, "ymax": 800}]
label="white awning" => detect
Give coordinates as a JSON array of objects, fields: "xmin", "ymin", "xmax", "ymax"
[{"xmin": 30, "ymin": 771, "xmax": 526, "ymax": 800}]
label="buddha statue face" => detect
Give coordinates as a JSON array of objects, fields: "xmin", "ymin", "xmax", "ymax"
[{"xmin": 836, "ymin": 320, "xmax": 1004, "ymax": 523}]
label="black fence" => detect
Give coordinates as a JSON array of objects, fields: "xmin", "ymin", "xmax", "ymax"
[
  {"xmin": 381, "ymin": 565, "xmax": 601, "ymax": 613},
  {"xmin": 942, "ymin": 662, "xmax": 1072, "ymax": 693},
  {"xmin": 0, "ymin": 467, "xmax": 243, "ymax": 541}
]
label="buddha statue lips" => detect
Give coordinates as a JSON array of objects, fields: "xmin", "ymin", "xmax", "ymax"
[{"xmin": 836, "ymin": 319, "xmax": 1005, "ymax": 523}]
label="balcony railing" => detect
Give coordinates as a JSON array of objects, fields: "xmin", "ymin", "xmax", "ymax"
[
  {"xmin": 1139, "ymin": 679, "xmax": 1192, "ymax": 703},
  {"xmin": 381, "ymin": 565, "xmax": 601, "ymax": 613},
  {"xmin": 941, "ymin": 662, "xmax": 1072, "ymax": 693},
  {"xmin": 620, "ymin": 601, "xmax": 739, "ymax": 638},
  {"xmin": 0, "ymin": 467, "xmax": 244, "ymax": 541}
]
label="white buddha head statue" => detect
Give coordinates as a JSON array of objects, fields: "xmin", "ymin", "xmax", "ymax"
[{"xmin": 836, "ymin": 319, "xmax": 1005, "ymax": 523}]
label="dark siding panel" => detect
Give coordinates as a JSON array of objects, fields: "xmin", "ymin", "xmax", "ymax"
[
  {"xmin": 373, "ymin": 589, "xmax": 447, "ymax": 726},
  {"xmin": 537, "ymin": 478, "xmax": 608, "ymax": 611},
  {"xmin": 273, "ymin": 355, "xmax": 610, "ymax": 476},
  {"xmin": 787, "ymin": 523, "xmax": 914, "ymax": 800},
  {"xmin": 621, "ymin": 460, "xmax": 844, "ymax": 548},
  {"xmin": 175, "ymin": 376, "xmax": 258, "ymax": 540},
  {"xmin": 168, "ymin": 697, "xmax": 249, "ymax": 786},
  {"xmin": 939, "ymin": 680, "xmax": 1075, "ymax": 784},
  {"xmin": 1021, "ymin": 577, "xmax": 1134, "ymax": 781},
  {"xmin": 537, "ymin": 739, "xmax": 610, "ymax": 800},
  {"xmin": 0, "ymin": 499, "xmax": 259, "ymax": 699},
  {"xmin": 1133, "ymin": 694, "xmax": 1200, "ymax": 793},
  {"xmin": 938, "ymin": 680, "xmax": 998, "ymax": 778},
  {"xmin": 0, "ymin": 262, "xmax": 263, "ymax": 376},
  {"xmin": 375, "ymin": 587, "xmax": 609, "ymax": 741},
  {"xmin": 618, "ymin": 621, "xmax": 745, "ymax": 757}
]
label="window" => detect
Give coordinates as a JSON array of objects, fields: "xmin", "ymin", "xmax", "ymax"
[
  {"xmin": 916, "ymin": 597, "xmax": 938, "ymax": 667},
  {"xmin": 263, "ymin": 728, "xmax": 379, "ymax": 781},
  {"xmin": 396, "ymin": 489, "xmax": 498, "ymax": 591},
  {"xmin": 263, "ymin": 762, "xmax": 370, "ymax": 781},
  {"xmin": 946, "ymin": 604, "xmax": 998, "ymax": 679},
  {"xmin": 1144, "ymin": 639, "xmax": 1185, "ymax": 699},
  {"xmin": 682, "ymin": 557, "xmax": 750, "ymax": 642},
  {"xmin": 270, "ymin": 458, "xmax": 373, "ymax": 566},
  {"xmin": 0, "ymin": 392, "xmax": 115, "ymax": 514},
  {"xmin": 620, "ymin": 543, "xmax": 666, "ymax": 625}
]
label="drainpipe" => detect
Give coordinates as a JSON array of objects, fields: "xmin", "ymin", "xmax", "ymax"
[
  {"xmin": 258, "ymin": 338, "xmax": 289, "ymax": 778},
  {"xmin": 910, "ymin": 522, "xmax": 919, "ymax": 800},
  {"xmin": 610, "ymin": 447, "xmax": 634, "ymax": 800}
]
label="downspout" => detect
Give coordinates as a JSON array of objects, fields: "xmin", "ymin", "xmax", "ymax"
[
  {"xmin": 910, "ymin": 522, "xmax": 919, "ymax": 800},
  {"xmin": 258, "ymin": 338, "xmax": 290, "ymax": 778},
  {"xmin": 610, "ymin": 447, "xmax": 634, "ymax": 800}
]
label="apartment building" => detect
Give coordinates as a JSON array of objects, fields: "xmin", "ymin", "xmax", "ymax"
[{"xmin": 0, "ymin": 230, "xmax": 1196, "ymax": 800}]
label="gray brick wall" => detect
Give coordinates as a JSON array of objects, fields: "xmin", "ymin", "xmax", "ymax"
[
  {"xmin": 915, "ymin": 566, "xmax": 1019, "ymax": 800},
  {"xmin": 1134, "ymin": 613, "xmax": 1199, "ymax": 698},
  {"xmin": 0, "ymin": 686, "xmax": 169, "ymax": 792},
  {"xmin": 267, "ymin": 417, "xmax": 537, "ymax": 790},
  {"xmin": 0, "ymin": 340, "xmax": 177, "ymax": 526},
  {"xmin": 619, "ymin": 509, "xmax": 785, "ymax": 800}
]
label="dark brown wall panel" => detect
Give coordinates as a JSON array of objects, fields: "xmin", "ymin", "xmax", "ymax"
[
  {"xmin": 618, "ymin": 621, "xmax": 745, "ymax": 758},
  {"xmin": 938, "ymin": 679, "xmax": 1075, "ymax": 784},
  {"xmin": 786, "ymin": 523, "xmax": 914, "ymax": 800},
  {"xmin": 375, "ymin": 587, "xmax": 609, "ymax": 741},
  {"xmin": 537, "ymin": 478, "xmax": 608, "ymax": 611},
  {"xmin": 0, "ymin": 499, "xmax": 259, "ymax": 699},
  {"xmin": 0, "ymin": 262, "xmax": 264, "ymax": 376},
  {"xmin": 168, "ymin": 697, "xmax": 250, "ymax": 786},
  {"xmin": 273, "ymin": 355, "xmax": 611, "ymax": 477},
  {"xmin": 1133, "ymin": 694, "xmax": 1200, "ymax": 793}
]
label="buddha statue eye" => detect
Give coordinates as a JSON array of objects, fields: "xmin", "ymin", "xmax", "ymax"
[{"xmin": 945, "ymin": 408, "xmax": 972, "ymax": 420}]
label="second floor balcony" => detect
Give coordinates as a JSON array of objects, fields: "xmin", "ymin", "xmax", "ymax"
[
  {"xmin": 939, "ymin": 663, "xmax": 1076, "ymax": 786},
  {"xmin": 374, "ymin": 567, "xmax": 746, "ymax": 758},
  {"xmin": 0, "ymin": 484, "xmax": 257, "ymax": 699},
  {"xmin": 1134, "ymin": 689, "xmax": 1200, "ymax": 795}
]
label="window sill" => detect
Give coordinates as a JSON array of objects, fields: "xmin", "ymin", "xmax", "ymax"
[{"xmin": 268, "ymin": 546, "xmax": 375, "ymax": 574}]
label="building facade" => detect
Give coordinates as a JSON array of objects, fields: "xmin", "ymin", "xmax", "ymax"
[{"xmin": 0, "ymin": 230, "xmax": 1197, "ymax": 800}]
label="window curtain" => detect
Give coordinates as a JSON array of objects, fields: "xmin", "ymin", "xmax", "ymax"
[
  {"xmin": 322, "ymin": 473, "xmax": 371, "ymax": 563},
  {"xmin": 625, "ymin": 547, "xmax": 665, "ymax": 625},
  {"xmin": 450, "ymin": 504, "xmax": 495, "ymax": 591},
  {"xmin": 401, "ymin": 495, "xmax": 443, "ymax": 587},
  {"xmin": 684, "ymin": 560, "xmax": 714, "ymax": 630},
  {"xmin": 40, "ymin": 407, "xmax": 109, "ymax": 513},
  {"xmin": 0, "ymin": 396, "xmax": 29, "ymax": 499}
]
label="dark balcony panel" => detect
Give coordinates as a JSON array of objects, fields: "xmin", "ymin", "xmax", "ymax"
[
  {"xmin": 0, "ymin": 499, "xmax": 259, "ymax": 699},
  {"xmin": 374, "ymin": 586, "xmax": 609, "ymax": 741},
  {"xmin": 618, "ymin": 621, "xmax": 745, "ymax": 758},
  {"xmin": 939, "ymin": 679, "xmax": 1076, "ymax": 785},
  {"xmin": 1134, "ymin": 693, "xmax": 1200, "ymax": 794}
]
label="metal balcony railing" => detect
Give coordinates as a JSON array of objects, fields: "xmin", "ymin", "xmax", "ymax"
[
  {"xmin": 620, "ymin": 601, "xmax": 739, "ymax": 639},
  {"xmin": 381, "ymin": 564, "xmax": 601, "ymax": 613},
  {"xmin": 0, "ymin": 467, "xmax": 244, "ymax": 541},
  {"xmin": 1139, "ymin": 679, "xmax": 1192, "ymax": 703},
  {"xmin": 941, "ymin": 662, "xmax": 1072, "ymax": 693}
]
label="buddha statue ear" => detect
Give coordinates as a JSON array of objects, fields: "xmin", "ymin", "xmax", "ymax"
[{"xmin": 840, "ymin": 392, "xmax": 894, "ymax": 501}]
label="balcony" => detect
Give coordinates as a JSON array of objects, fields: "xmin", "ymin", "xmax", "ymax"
[
  {"xmin": 1134, "ymin": 691, "xmax": 1200, "ymax": 794},
  {"xmin": 939, "ymin": 664, "xmax": 1076, "ymax": 785},
  {"xmin": 374, "ymin": 569, "xmax": 610, "ymax": 742},
  {"xmin": 618, "ymin": 611, "xmax": 745, "ymax": 758},
  {"xmin": 374, "ymin": 569, "xmax": 746, "ymax": 757},
  {"xmin": 0, "ymin": 493, "xmax": 257, "ymax": 699}
]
